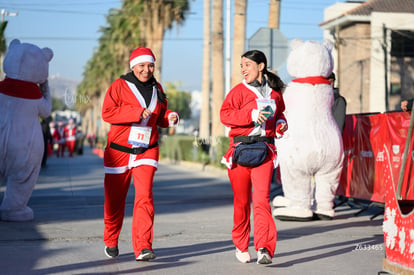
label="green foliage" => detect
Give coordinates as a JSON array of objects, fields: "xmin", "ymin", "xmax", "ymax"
[
  {"xmin": 76, "ymin": 0, "xmax": 190, "ymax": 110},
  {"xmin": 160, "ymin": 135, "xmax": 193, "ymax": 162},
  {"xmin": 0, "ymin": 21, "xmax": 8, "ymax": 55},
  {"xmin": 159, "ymin": 135, "xmax": 231, "ymax": 168},
  {"xmin": 214, "ymin": 136, "xmax": 230, "ymax": 165},
  {"xmin": 52, "ymin": 97, "xmax": 66, "ymax": 111},
  {"xmin": 164, "ymin": 82, "xmax": 192, "ymax": 119},
  {"xmin": 0, "ymin": 21, "xmax": 8, "ymax": 75}
]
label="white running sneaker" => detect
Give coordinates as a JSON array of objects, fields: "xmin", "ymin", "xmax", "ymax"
[
  {"xmin": 257, "ymin": 248, "xmax": 272, "ymax": 264},
  {"xmin": 235, "ymin": 248, "xmax": 251, "ymax": 263},
  {"xmin": 136, "ymin": 248, "xmax": 156, "ymax": 261}
]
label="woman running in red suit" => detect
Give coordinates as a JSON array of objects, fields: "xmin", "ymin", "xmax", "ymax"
[
  {"xmin": 49, "ymin": 121, "xmax": 61, "ymax": 156},
  {"xmin": 57, "ymin": 121, "xmax": 65, "ymax": 157},
  {"xmin": 220, "ymin": 50, "xmax": 287, "ymax": 264},
  {"xmin": 64, "ymin": 118, "xmax": 77, "ymax": 157},
  {"xmin": 102, "ymin": 47, "xmax": 179, "ymax": 261}
]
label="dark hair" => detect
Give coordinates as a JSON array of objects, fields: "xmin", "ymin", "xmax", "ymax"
[
  {"xmin": 152, "ymin": 77, "xmax": 167, "ymax": 104},
  {"xmin": 328, "ymin": 72, "xmax": 336, "ymax": 80},
  {"xmin": 242, "ymin": 50, "xmax": 285, "ymax": 91}
]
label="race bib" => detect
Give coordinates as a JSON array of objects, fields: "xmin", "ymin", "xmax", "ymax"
[{"xmin": 128, "ymin": 125, "xmax": 152, "ymax": 147}]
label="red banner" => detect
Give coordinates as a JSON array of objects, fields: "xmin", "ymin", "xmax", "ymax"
[{"xmin": 338, "ymin": 111, "xmax": 414, "ymax": 202}]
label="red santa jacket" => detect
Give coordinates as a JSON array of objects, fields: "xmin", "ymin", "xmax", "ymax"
[
  {"xmin": 64, "ymin": 124, "xmax": 76, "ymax": 142},
  {"xmin": 102, "ymin": 78, "xmax": 178, "ymax": 174},
  {"xmin": 50, "ymin": 127, "xmax": 61, "ymax": 143},
  {"xmin": 220, "ymin": 80, "xmax": 287, "ymax": 168}
]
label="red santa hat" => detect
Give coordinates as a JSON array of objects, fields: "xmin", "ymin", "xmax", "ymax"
[{"xmin": 129, "ymin": 47, "xmax": 156, "ymax": 69}]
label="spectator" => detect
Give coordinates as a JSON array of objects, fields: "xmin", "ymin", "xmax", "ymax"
[
  {"xmin": 328, "ymin": 72, "xmax": 347, "ymax": 134},
  {"xmin": 41, "ymin": 118, "xmax": 52, "ymax": 168},
  {"xmin": 401, "ymin": 98, "xmax": 413, "ymax": 112}
]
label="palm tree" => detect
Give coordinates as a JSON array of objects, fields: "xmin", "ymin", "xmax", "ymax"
[
  {"xmin": 0, "ymin": 21, "xmax": 8, "ymax": 76},
  {"xmin": 268, "ymin": 0, "xmax": 281, "ymax": 29},
  {"xmin": 77, "ymin": 0, "xmax": 190, "ymax": 140},
  {"xmin": 211, "ymin": 0, "xmax": 225, "ymax": 153},
  {"xmin": 231, "ymin": 0, "xmax": 247, "ymax": 88},
  {"xmin": 199, "ymin": 0, "xmax": 211, "ymax": 140},
  {"xmin": 122, "ymin": 0, "xmax": 189, "ymax": 81}
]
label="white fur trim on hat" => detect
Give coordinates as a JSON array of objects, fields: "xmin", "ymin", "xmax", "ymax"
[
  {"xmin": 129, "ymin": 47, "xmax": 156, "ymax": 69},
  {"xmin": 130, "ymin": 55, "xmax": 155, "ymax": 69}
]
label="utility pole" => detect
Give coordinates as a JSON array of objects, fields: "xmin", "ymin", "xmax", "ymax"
[
  {"xmin": 225, "ymin": 0, "xmax": 231, "ymax": 96},
  {"xmin": 382, "ymin": 24, "xmax": 389, "ymax": 112}
]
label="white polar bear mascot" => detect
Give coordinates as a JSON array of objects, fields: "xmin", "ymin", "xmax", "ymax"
[
  {"xmin": 272, "ymin": 39, "xmax": 344, "ymax": 221},
  {"xmin": 0, "ymin": 39, "xmax": 53, "ymax": 221}
]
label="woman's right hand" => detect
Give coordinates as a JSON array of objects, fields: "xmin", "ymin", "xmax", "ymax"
[
  {"xmin": 257, "ymin": 110, "xmax": 271, "ymax": 124},
  {"xmin": 141, "ymin": 109, "xmax": 152, "ymax": 119}
]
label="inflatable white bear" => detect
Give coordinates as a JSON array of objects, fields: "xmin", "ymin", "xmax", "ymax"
[
  {"xmin": 273, "ymin": 39, "xmax": 344, "ymax": 221},
  {"xmin": 0, "ymin": 39, "xmax": 53, "ymax": 221}
]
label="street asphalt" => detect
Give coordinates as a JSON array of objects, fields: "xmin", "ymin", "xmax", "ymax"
[{"xmin": 0, "ymin": 147, "xmax": 388, "ymax": 275}]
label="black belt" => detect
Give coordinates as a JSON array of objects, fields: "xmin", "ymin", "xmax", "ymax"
[
  {"xmin": 233, "ymin": 136, "xmax": 274, "ymax": 145},
  {"xmin": 110, "ymin": 142, "xmax": 158, "ymax": 155}
]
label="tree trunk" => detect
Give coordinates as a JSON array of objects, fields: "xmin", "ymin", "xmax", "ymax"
[
  {"xmin": 268, "ymin": 0, "xmax": 281, "ymax": 29},
  {"xmin": 151, "ymin": 24, "xmax": 164, "ymax": 81},
  {"xmin": 231, "ymin": 0, "xmax": 247, "ymax": 88},
  {"xmin": 200, "ymin": 0, "xmax": 211, "ymax": 140},
  {"xmin": 211, "ymin": 0, "xmax": 225, "ymax": 153}
]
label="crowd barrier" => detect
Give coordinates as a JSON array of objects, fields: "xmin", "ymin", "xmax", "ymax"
[{"xmin": 337, "ymin": 111, "xmax": 414, "ymax": 202}]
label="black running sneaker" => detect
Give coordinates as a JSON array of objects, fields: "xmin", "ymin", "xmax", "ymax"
[
  {"xmin": 136, "ymin": 248, "xmax": 156, "ymax": 261},
  {"xmin": 104, "ymin": 246, "xmax": 119, "ymax": 258}
]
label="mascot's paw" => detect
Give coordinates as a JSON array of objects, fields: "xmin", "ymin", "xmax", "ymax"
[
  {"xmin": 1, "ymin": 206, "xmax": 34, "ymax": 222},
  {"xmin": 313, "ymin": 209, "xmax": 334, "ymax": 220},
  {"xmin": 273, "ymin": 207, "xmax": 313, "ymax": 221},
  {"xmin": 272, "ymin": 196, "xmax": 290, "ymax": 208}
]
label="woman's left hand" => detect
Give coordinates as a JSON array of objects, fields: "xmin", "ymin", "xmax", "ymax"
[
  {"xmin": 169, "ymin": 114, "xmax": 178, "ymax": 126},
  {"xmin": 278, "ymin": 122, "xmax": 287, "ymax": 133}
]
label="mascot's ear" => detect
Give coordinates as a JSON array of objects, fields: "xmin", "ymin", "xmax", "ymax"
[
  {"xmin": 323, "ymin": 39, "xmax": 334, "ymax": 52},
  {"xmin": 42, "ymin": 47, "xmax": 54, "ymax": 62},
  {"xmin": 290, "ymin": 39, "xmax": 303, "ymax": 51},
  {"xmin": 9, "ymin": 38, "xmax": 20, "ymax": 48}
]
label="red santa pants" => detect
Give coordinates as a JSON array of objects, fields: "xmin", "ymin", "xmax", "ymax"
[
  {"xmin": 57, "ymin": 143, "xmax": 65, "ymax": 157},
  {"xmin": 66, "ymin": 141, "xmax": 76, "ymax": 157},
  {"xmin": 228, "ymin": 157, "xmax": 277, "ymax": 257},
  {"xmin": 104, "ymin": 165, "xmax": 156, "ymax": 257}
]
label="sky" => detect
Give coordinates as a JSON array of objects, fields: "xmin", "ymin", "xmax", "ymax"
[{"xmin": 2, "ymin": 0, "xmax": 345, "ymax": 92}]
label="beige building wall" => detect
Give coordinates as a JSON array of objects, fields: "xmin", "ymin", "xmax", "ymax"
[
  {"xmin": 339, "ymin": 23, "xmax": 371, "ymax": 114},
  {"xmin": 370, "ymin": 12, "xmax": 414, "ymax": 112},
  {"xmin": 323, "ymin": 5, "xmax": 414, "ymax": 114}
]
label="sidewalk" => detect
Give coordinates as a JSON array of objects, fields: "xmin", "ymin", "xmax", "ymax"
[{"xmin": 0, "ymin": 147, "xmax": 387, "ymax": 274}]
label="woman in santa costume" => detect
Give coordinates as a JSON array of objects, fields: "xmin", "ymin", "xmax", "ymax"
[
  {"xmin": 56, "ymin": 121, "xmax": 66, "ymax": 157},
  {"xmin": 49, "ymin": 121, "xmax": 60, "ymax": 156},
  {"xmin": 64, "ymin": 118, "xmax": 77, "ymax": 157},
  {"xmin": 220, "ymin": 50, "xmax": 287, "ymax": 264},
  {"xmin": 102, "ymin": 47, "xmax": 179, "ymax": 261}
]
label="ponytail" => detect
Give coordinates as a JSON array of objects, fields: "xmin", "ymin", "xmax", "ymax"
[{"xmin": 264, "ymin": 68, "xmax": 285, "ymax": 92}]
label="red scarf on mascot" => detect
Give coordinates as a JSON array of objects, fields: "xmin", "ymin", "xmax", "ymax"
[
  {"xmin": 0, "ymin": 77, "xmax": 42, "ymax": 99},
  {"xmin": 292, "ymin": 76, "xmax": 330, "ymax": 85}
]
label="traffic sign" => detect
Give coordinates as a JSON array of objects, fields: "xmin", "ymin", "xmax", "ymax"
[{"xmin": 248, "ymin": 27, "xmax": 289, "ymax": 70}]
